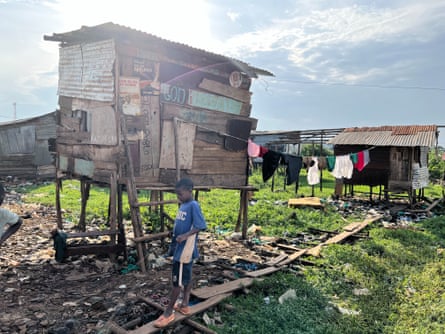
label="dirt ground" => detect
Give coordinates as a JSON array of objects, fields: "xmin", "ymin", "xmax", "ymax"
[
  {"xmin": 2, "ymin": 185, "xmax": 440, "ymax": 334},
  {"xmin": 0, "ymin": 199, "xmax": 269, "ymax": 334}
]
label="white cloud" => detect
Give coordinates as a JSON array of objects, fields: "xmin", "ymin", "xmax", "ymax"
[
  {"xmin": 46, "ymin": 0, "xmax": 217, "ymax": 50},
  {"xmin": 224, "ymin": 1, "xmax": 445, "ymax": 83},
  {"xmin": 227, "ymin": 10, "xmax": 240, "ymax": 22}
]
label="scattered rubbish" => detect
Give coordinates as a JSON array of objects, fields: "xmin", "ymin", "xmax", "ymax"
[
  {"xmin": 278, "ymin": 289, "xmax": 296, "ymax": 304},
  {"xmin": 353, "ymin": 288, "xmax": 370, "ymax": 296}
]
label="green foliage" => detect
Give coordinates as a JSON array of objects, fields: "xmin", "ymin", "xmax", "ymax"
[
  {"xmin": 215, "ymin": 273, "xmax": 342, "ymax": 334},
  {"xmin": 17, "ymin": 172, "xmax": 445, "ymax": 333},
  {"xmin": 392, "ymin": 260, "xmax": 445, "ymax": 333},
  {"xmin": 300, "ymin": 143, "xmax": 334, "ymax": 157},
  {"xmin": 428, "ymin": 149, "xmax": 445, "ymax": 181}
]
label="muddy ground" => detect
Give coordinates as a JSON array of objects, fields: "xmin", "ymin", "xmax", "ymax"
[
  {"xmin": 1, "ymin": 185, "xmax": 440, "ymax": 334},
  {"xmin": 0, "ymin": 198, "xmax": 271, "ymax": 334}
]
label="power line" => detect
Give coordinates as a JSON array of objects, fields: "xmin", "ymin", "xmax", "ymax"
[{"xmin": 270, "ymin": 78, "xmax": 445, "ymax": 92}]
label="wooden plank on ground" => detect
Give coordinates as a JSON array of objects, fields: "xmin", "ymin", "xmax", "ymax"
[
  {"xmin": 343, "ymin": 222, "xmax": 363, "ymax": 232},
  {"xmin": 288, "ymin": 197, "xmax": 323, "ymax": 208},
  {"xmin": 244, "ymin": 266, "xmax": 281, "ymax": 278},
  {"xmin": 265, "ymin": 253, "xmax": 288, "ymax": 266},
  {"xmin": 127, "ymin": 293, "xmax": 231, "ymax": 334},
  {"xmin": 191, "ymin": 277, "xmax": 254, "ymax": 299},
  {"xmin": 307, "ymin": 216, "xmax": 382, "ymax": 257},
  {"xmin": 276, "ymin": 249, "xmax": 307, "ymax": 266}
]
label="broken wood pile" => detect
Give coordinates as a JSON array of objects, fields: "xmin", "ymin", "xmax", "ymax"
[
  {"xmin": 106, "ymin": 214, "xmax": 383, "ymax": 333},
  {"xmin": 4, "ymin": 187, "xmax": 442, "ymax": 333}
]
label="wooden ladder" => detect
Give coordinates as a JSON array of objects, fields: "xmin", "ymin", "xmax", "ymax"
[{"xmin": 120, "ymin": 113, "xmax": 148, "ymax": 273}]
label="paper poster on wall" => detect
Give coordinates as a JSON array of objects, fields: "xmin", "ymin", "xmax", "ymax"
[{"xmin": 119, "ymin": 77, "xmax": 141, "ymax": 115}]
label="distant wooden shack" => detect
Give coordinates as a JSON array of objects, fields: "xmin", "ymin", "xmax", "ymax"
[
  {"xmin": 329, "ymin": 125, "xmax": 438, "ymax": 201},
  {"xmin": 44, "ymin": 23, "xmax": 272, "ymax": 268},
  {"xmin": 0, "ymin": 112, "xmax": 56, "ymax": 180}
]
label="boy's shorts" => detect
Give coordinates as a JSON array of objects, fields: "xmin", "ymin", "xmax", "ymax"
[{"xmin": 172, "ymin": 261, "xmax": 193, "ymax": 287}]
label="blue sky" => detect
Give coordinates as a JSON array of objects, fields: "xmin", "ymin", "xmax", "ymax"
[{"xmin": 1, "ymin": 0, "xmax": 444, "ymax": 145}]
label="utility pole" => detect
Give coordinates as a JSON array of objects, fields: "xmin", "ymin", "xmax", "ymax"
[{"xmin": 13, "ymin": 102, "xmax": 16, "ymax": 120}]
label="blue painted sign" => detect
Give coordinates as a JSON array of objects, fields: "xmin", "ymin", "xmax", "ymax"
[
  {"xmin": 161, "ymin": 83, "xmax": 243, "ymax": 115},
  {"xmin": 188, "ymin": 89, "xmax": 243, "ymax": 115}
]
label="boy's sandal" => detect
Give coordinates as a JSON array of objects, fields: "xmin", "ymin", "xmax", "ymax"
[
  {"xmin": 174, "ymin": 303, "xmax": 191, "ymax": 315},
  {"xmin": 153, "ymin": 313, "xmax": 175, "ymax": 328}
]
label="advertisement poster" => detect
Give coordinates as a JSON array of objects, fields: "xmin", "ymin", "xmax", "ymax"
[{"xmin": 119, "ymin": 77, "xmax": 141, "ymax": 115}]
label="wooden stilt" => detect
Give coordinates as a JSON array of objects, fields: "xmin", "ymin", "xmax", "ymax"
[
  {"xmin": 55, "ymin": 177, "xmax": 63, "ymax": 229},
  {"xmin": 78, "ymin": 179, "xmax": 90, "ymax": 231}
]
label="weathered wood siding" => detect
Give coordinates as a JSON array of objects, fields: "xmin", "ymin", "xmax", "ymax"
[
  {"xmin": 54, "ymin": 29, "xmax": 261, "ymax": 188},
  {"xmin": 0, "ymin": 112, "xmax": 56, "ymax": 179}
]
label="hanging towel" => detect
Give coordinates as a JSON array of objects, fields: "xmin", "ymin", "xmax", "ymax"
[
  {"xmin": 350, "ymin": 153, "xmax": 358, "ymax": 164},
  {"xmin": 259, "ymin": 145, "xmax": 269, "ymax": 157},
  {"xmin": 331, "ymin": 154, "xmax": 354, "ymax": 179},
  {"xmin": 354, "ymin": 150, "xmax": 370, "ymax": 172},
  {"xmin": 326, "ymin": 156, "xmax": 336, "ymax": 172},
  {"xmin": 247, "ymin": 139, "xmax": 261, "ymax": 158},
  {"xmin": 307, "ymin": 157, "xmax": 320, "ymax": 185}
]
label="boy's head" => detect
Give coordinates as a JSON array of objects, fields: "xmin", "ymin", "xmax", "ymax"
[
  {"xmin": 175, "ymin": 178, "xmax": 194, "ymax": 203},
  {"xmin": 0, "ymin": 184, "xmax": 5, "ymax": 206}
]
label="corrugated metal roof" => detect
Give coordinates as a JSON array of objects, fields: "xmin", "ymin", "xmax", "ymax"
[
  {"xmin": 329, "ymin": 125, "xmax": 438, "ymax": 147},
  {"xmin": 44, "ymin": 22, "xmax": 273, "ymax": 78}
]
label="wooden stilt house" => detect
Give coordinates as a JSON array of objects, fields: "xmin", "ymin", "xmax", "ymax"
[
  {"xmin": 328, "ymin": 125, "xmax": 439, "ymax": 202},
  {"xmin": 44, "ymin": 23, "xmax": 273, "ymax": 269}
]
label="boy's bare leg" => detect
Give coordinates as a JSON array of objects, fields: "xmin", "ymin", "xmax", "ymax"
[
  {"xmin": 181, "ymin": 282, "xmax": 193, "ymax": 307},
  {"xmin": 164, "ymin": 286, "xmax": 181, "ymax": 316}
]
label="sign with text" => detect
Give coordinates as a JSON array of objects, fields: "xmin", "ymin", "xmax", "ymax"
[{"xmin": 119, "ymin": 77, "xmax": 141, "ymax": 115}]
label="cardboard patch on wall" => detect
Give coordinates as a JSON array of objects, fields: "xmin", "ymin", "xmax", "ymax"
[
  {"xmin": 224, "ymin": 119, "xmax": 251, "ymax": 151},
  {"xmin": 159, "ymin": 120, "xmax": 196, "ymax": 170}
]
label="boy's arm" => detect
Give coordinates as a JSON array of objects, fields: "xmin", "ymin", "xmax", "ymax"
[{"xmin": 176, "ymin": 227, "xmax": 201, "ymax": 243}]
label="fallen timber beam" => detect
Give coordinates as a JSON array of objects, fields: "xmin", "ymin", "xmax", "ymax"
[
  {"xmin": 132, "ymin": 231, "xmax": 170, "ymax": 243},
  {"xmin": 276, "ymin": 249, "xmax": 308, "ymax": 267},
  {"xmin": 114, "ymin": 293, "xmax": 231, "ymax": 334},
  {"xmin": 244, "ymin": 266, "xmax": 281, "ymax": 278},
  {"xmin": 137, "ymin": 296, "xmax": 219, "ymax": 334},
  {"xmin": 191, "ymin": 277, "xmax": 256, "ymax": 299},
  {"xmin": 307, "ymin": 215, "xmax": 383, "ymax": 257}
]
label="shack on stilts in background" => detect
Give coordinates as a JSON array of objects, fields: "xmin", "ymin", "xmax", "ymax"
[
  {"xmin": 329, "ymin": 125, "xmax": 439, "ymax": 203},
  {"xmin": 44, "ymin": 23, "xmax": 273, "ymax": 271}
]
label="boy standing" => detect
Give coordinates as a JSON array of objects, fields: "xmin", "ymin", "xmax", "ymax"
[
  {"xmin": 0, "ymin": 184, "xmax": 23, "ymax": 246},
  {"xmin": 153, "ymin": 178, "xmax": 207, "ymax": 328}
]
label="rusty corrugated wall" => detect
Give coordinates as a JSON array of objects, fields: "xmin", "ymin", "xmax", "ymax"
[{"xmin": 59, "ymin": 39, "xmax": 115, "ymax": 102}]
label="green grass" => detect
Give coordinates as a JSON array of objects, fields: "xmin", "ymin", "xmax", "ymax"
[{"xmin": 18, "ymin": 171, "xmax": 445, "ymax": 333}]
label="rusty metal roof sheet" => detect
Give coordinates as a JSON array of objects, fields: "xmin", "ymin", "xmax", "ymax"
[
  {"xmin": 328, "ymin": 125, "xmax": 438, "ymax": 147},
  {"xmin": 44, "ymin": 22, "xmax": 273, "ymax": 78}
]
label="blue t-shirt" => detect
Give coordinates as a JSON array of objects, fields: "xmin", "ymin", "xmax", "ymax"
[{"xmin": 170, "ymin": 200, "xmax": 206, "ymax": 262}]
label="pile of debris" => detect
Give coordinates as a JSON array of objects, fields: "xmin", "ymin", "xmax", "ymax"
[{"xmin": 1, "ymin": 180, "xmax": 443, "ymax": 333}]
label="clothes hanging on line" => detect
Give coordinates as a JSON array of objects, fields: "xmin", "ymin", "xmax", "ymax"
[
  {"xmin": 282, "ymin": 154, "xmax": 303, "ymax": 186},
  {"xmin": 248, "ymin": 139, "xmax": 269, "ymax": 158},
  {"xmin": 307, "ymin": 156, "xmax": 320, "ymax": 185},
  {"xmin": 262, "ymin": 150, "xmax": 282, "ymax": 182},
  {"xmin": 247, "ymin": 139, "xmax": 260, "ymax": 158},
  {"xmin": 331, "ymin": 154, "xmax": 354, "ymax": 179},
  {"xmin": 326, "ymin": 155, "xmax": 336, "ymax": 172},
  {"xmin": 354, "ymin": 149, "xmax": 370, "ymax": 171}
]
